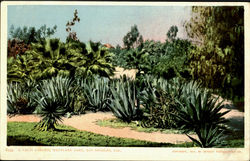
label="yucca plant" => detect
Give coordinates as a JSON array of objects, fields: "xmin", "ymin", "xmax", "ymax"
[
  {"xmin": 33, "ymin": 76, "xmax": 73, "ymax": 131},
  {"xmin": 175, "ymin": 89, "xmax": 230, "ymax": 147},
  {"xmin": 108, "ymin": 79, "xmax": 142, "ymax": 123},
  {"xmin": 81, "ymin": 76, "xmax": 111, "ymax": 112}
]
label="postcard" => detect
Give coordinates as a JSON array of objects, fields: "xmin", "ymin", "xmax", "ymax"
[{"xmin": 1, "ymin": 1, "xmax": 249, "ymax": 160}]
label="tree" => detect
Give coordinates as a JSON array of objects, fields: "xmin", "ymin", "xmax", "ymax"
[
  {"xmin": 123, "ymin": 25, "xmax": 143, "ymax": 49},
  {"xmin": 9, "ymin": 25, "xmax": 57, "ymax": 44},
  {"xmin": 185, "ymin": 6, "xmax": 244, "ymax": 99},
  {"xmin": 79, "ymin": 41, "xmax": 115, "ymax": 78},
  {"xmin": 166, "ymin": 25, "xmax": 178, "ymax": 41},
  {"xmin": 8, "ymin": 25, "xmax": 57, "ymax": 58}
]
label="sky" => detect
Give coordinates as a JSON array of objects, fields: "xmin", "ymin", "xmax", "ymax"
[{"xmin": 8, "ymin": 5, "xmax": 192, "ymax": 46}]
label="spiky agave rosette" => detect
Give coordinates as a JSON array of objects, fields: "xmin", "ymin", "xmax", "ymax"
[{"xmin": 32, "ymin": 76, "xmax": 73, "ymax": 131}]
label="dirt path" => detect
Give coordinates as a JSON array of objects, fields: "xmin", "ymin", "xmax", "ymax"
[
  {"xmin": 7, "ymin": 112, "xmax": 196, "ymax": 144},
  {"xmin": 7, "ymin": 106, "xmax": 244, "ymax": 144}
]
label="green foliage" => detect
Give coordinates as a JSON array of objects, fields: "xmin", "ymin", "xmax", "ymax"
[
  {"xmin": 70, "ymin": 88, "xmax": 88, "ymax": 114},
  {"xmin": 139, "ymin": 76, "xmax": 182, "ymax": 129},
  {"xmin": 113, "ymin": 38, "xmax": 192, "ymax": 80},
  {"xmin": 7, "ymin": 81, "xmax": 37, "ymax": 115},
  {"xmin": 108, "ymin": 79, "xmax": 142, "ymax": 123},
  {"xmin": 81, "ymin": 76, "xmax": 111, "ymax": 112},
  {"xmin": 7, "ymin": 51, "xmax": 40, "ymax": 82},
  {"xmin": 186, "ymin": 124, "xmax": 224, "ymax": 148},
  {"xmin": 109, "ymin": 45, "xmax": 128, "ymax": 67},
  {"xmin": 137, "ymin": 75, "xmax": 230, "ymax": 148},
  {"xmin": 8, "ymin": 39, "xmax": 115, "ymax": 82},
  {"xmin": 9, "ymin": 24, "xmax": 57, "ymax": 44},
  {"xmin": 123, "ymin": 24, "xmax": 143, "ymax": 49},
  {"xmin": 8, "ymin": 38, "xmax": 72, "ymax": 82},
  {"xmin": 8, "ymin": 122, "xmax": 198, "ymax": 147},
  {"xmin": 33, "ymin": 76, "xmax": 74, "ymax": 131},
  {"xmin": 167, "ymin": 25, "xmax": 178, "ymax": 41},
  {"xmin": 175, "ymin": 88, "xmax": 230, "ymax": 147},
  {"xmin": 113, "ymin": 24, "xmax": 192, "ymax": 81},
  {"xmin": 78, "ymin": 41, "xmax": 115, "ymax": 78},
  {"xmin": 152, "ymin": 39, "xmax": 192, "ymax": 80},
  {"xmin": 185, "ymin": 6, "xmax": 244, "ymax": 100},
  {"xmin": 7, "ymin": 83, "xmax": 25, "ymax": 115}
]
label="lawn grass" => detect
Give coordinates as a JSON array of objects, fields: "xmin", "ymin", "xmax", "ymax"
[
  {"xmin": 7, "ymin": 122, "xmax": 244, "ymax": 147},
  {"xmin": 96, "ymin": 118, "xmax": 195, "ymax": 134},
  {"xmin": 7, "ymin": 122, "xmax": 195, "ymax": 147}
]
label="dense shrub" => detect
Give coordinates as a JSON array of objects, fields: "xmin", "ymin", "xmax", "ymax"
[
  {"xmin": 111, "ymin": 38, "xmax": 192, "ymax": 80},
  {"xmin": 7, "ymin": 39, "xmax": 30, "ymax": 58},
  {"xmin": 139, "ymin": 76, "xmax": 183, "ymax": 129}
]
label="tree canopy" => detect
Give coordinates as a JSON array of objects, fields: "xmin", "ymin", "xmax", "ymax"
[
  {"xmin": 123, "ymin": 25, "xmax": 143, "ymax": 49},
  {"xmin": 185, "ymin": 6, "xmax": 244, "ymax": 99},
  {"xmin": 9, "ymin": 25, "xmax": 57, "ymax": 44}
]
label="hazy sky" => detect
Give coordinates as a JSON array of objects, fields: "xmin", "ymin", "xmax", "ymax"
[{"xmin": 8, "ymin": 5, "xmax": 192, "ymax": 46}]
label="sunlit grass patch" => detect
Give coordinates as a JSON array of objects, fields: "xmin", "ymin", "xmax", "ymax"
[{"xmin": 96, "ymin": 118, "xmax": 194, "ymax": 134}]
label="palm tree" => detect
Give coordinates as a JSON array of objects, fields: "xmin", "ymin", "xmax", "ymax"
[
  {"xmin": 8, "ymin": 39, "xmax": 115, "ymax": 82},
  {"xmin": 8, "ymin": 38, "xmax": 85, "ymax": 82},
  {"xmin": 77, "ymin": 41, "xmax": 115, "ymax": 78},
  {"xmin": 26, "ymin": 38, "xmax": 75, "ymax": 79}
]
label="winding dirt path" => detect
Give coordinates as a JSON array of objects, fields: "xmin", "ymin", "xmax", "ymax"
[
  {"xmin": 7, "ymin": 105, "xmax": 244, "ymax": 144},
  {"xmin": 7, "ymin": 112, "xmax": 197, "ymax": 144}
]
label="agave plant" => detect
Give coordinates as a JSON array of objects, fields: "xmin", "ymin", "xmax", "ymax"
[
  {"xmin": 180, "ymin": 80, "xmax": 202, "ymax": 98},
  {"xmin": 33, "ymin": 76, "xmax": 73, "ymax": 131},
  {"xmin": 186, "ymin": 124, "xmax": 225, "ymax": 148},
  {"xmin": 81, "ymin": 76, "xmax": 111, "ymax": 112},
  {"xmin": 175, "ymin": 89, "xmax": 230, "ymax": 147},
  {"xmin": 108, "ymin": 79, "xmax": 142, "ymax": 123},
  {"xmin": 7, "ymin": 82, "xmax": 24, "ymax": 115},
  {"xmin": 7, "ymin": 81, "xmax": 37, "ymax": 115}
]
